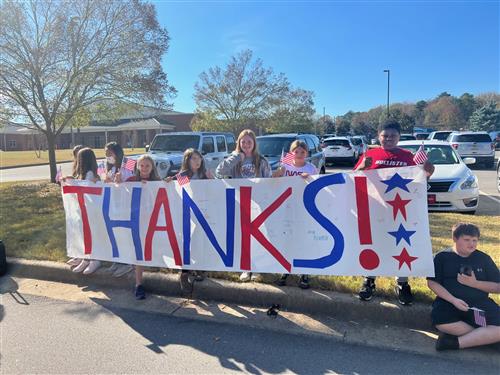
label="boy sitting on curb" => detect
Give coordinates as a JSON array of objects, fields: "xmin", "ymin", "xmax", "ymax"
[{"xmin": 427, "ymin": 223, "xmax": 500, "ymax": 351}]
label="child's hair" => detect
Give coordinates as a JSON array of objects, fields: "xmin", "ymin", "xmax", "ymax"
[
  {"xmin": 105, "ymin": 142, "xmax": 124, "ymax": 171},
  {"xmin": 235, "ymin": 129, "xmax": 261, "ymax": 172},
  {"xmin": 181, "ymin": 148, "xmax": 208, "ymax": 179},
  {"xmin": 71, "ymin": 144, "xmax": 84, "ymax": 177},
  {"xmin": 452, "ymin": 223, "xmax": 480, "ymax": 239},
  {"xmin": 377, "ymin": 119, "xmax": 401, "ymax": 134},
  {"xmin": 133, "ymin": 154, "xmax": 161, "ymax": 181},
  {"xmin": 76, "ymin": 147, "xmax": 98, "ymax": 180},
  {"xmin": 289, "ymin": 140, "xmax": 308, "ymax": 153}
]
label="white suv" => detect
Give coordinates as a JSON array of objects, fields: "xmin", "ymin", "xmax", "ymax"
[
  {"xmin": 447, "ymin": 131, "xmax": 495, "ymax": 169},
  {"xmin": 322, "ymin": 136, "xmax": 358, "ymax": 166}
]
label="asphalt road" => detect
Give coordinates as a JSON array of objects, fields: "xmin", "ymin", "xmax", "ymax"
[{"xmin": 1, "ymin": 292, "xmax": 497, "ymax": 375}]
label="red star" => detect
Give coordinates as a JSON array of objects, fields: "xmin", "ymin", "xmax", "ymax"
[
  {"xmin": 393, "ymin": 248, "xmax": 418, "ymax": 270},
  {"xmin": 386, "ymin": 193, "xmax": 411, "ymax": 220}
]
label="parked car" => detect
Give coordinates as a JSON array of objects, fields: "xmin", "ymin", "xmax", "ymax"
[
  {"xmin": 321, "ymin": 133, "xmax": 336, "ymax": 142},
  {"xmin": 351, "ymin": 136, "xmax": 368, "ymax": 155},
  {"xmin": 427, "ymin": 130, "xmax": 453, "ymax": 141},
  {"xmin": 497, "ymin": 158, "xmax": 500, "ymax": 193},
  {"xmin": 489, "ymin": 130, "xmax": 500, "ymax": 150},
  {"xmin": 398, "ymin": 140, "xmax": 479, "ymax": 214},
  {"xmin": 446, "ymin": 131, "xmax": 495, "ymax": 169},
  {"xmin": 399, "ymin": 134, "xmax": 417, "ymax": 141},
  {"xmin": 414, "ymin": 132, "xmax": 431, "ymax": 140},
  {"xmin": 139, "ymin": 132, "xmax": 236, "ymax": 178},
  {"xmin": 322, "ymin": 136, "xmax": 358, "ymax": 166},
  {"xmin": 256, "ymin": 133, "xmax": 326, "ymax": 173}
]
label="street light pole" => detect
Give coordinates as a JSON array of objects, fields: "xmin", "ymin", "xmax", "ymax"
[{"xmin": 383, "ymin": 69, "xmax": 390, "ymax": 116}]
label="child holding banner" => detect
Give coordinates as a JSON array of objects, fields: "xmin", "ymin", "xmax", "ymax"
[
  {"xmin": 354, "ymin": 120, "xmax": 434, "ymax": 305},
  {"xmin": 427, "ymin": 223, "xmax": 500, "ymax": 351},
  {"xmin": 215, "ymin": 129, "xmax": 272, "ymax": 282},
  {"xmin": 166, "ymin": 148, "xmax": 213, "ymax": 289},
  {"xmin": 70, "ymin": 148, "xmax": 103, "ymax": 275},
  {"xmin": 124, "ymin": 154, "xmax": 161, "ymax": 299},
  {"xmin": 274, "ymin": 140, "xmax": 318, "ymax": 289}
]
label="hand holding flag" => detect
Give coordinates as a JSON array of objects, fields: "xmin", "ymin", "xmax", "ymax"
[
  {"xmin": 413, "ymin": 143, "xmax": 428, "ymax": 165},
  {"xmin": 470, "ymin": 307, "xmax": 487, "ymax": 327},
  {"xmin": 280, "ymin": 151, "xmax": 295, "ymax": 166},
  {"xmin": 175, "ymin": 171, "xmax": 190, "ymax": 186}
]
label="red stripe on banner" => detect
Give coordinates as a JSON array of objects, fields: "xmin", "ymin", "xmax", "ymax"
[
  {"xmin": 354, "ymin": 176, "xmax": 373, "ymax": 245},
  {"xmin": 62, "ymin": 186, "xmax": 103, "ymax": 254},
  {"xmin": 240, "ymin": 186, "xmax": 292, "ymax": 272},
  {"xmin": 145, "ymin": 188, "xmax": 182, "ymax": 265}
]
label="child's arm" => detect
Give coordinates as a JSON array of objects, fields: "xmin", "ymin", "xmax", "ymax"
[
  {"xmin": 457, "ymin": 272, "xmax": 500, "ymax": 294},
  {"xmin": 272, "ymin": 166, "xmax": 285, "ymax": 178},
  {"xmin": 427, "ymin": 279, "xmax": 469, "ymax": 311}
]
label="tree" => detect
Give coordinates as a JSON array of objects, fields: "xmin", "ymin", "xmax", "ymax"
[
  {"xmin": 413, "ymin": 100, "xmax": 427, "ymax": 126},
  {"xmin": 0, "ymin": 0, "xmax": 175, "ymax": 182},
  {"xmin": 190, "ymin": 110, "xmax": 228, "ymax": 132},
  {"xmin": 469, "ymin": 103, "xmax": 500, "ymax": 131},
  {"xmin": 194, "ymin": 50, "xmax": 290, "ymax": 135},
  {"xmin": 380, "ymin": 108, "xmax": 415, "ymax": 133},
  {"xmin": 335, "ymin": 116, "xmax": 351, "ymax": 135},
  {"xmin": 456, "ymin": 93, "xmax": 477, "ymax": 123},
  {"xmin": 263, "ymin": 88, "xmax": 315, "ymax": 134},
  {"xmin": 424, "ymin": 96, "xmax": 463, "ymax": 130}
]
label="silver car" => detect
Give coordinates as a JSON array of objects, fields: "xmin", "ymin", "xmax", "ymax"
[{"xmin": 447, "ymin": 131, "xmax": 495, "ymax": 169}]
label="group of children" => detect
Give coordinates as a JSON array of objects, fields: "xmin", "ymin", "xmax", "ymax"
[{"xmin": 62, "ymin": 128, "xmax": 499, "ymax": 352}]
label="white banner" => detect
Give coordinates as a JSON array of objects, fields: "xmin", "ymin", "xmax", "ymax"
[{"xmin": 62, "ymin": 166, "xmax": 434, "ymax": 276}]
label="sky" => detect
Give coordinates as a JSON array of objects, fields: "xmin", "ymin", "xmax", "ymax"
[{"xmin": 155, "ymin": 0, "xmax": 499, "ymax": 117}]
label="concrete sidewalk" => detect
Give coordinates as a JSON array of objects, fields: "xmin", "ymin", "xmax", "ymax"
[{"xmin": 6, "ymin": 257, "xmax": 432, "ymax": 330}]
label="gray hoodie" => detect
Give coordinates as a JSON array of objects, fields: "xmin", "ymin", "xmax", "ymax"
[{"xmin": 216, "ymin": 153, "xmax": 271, "ymax": 179}]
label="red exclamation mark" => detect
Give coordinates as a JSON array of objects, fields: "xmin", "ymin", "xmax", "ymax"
[{"xmin": 355, "ymin": 176, "xmax": 379, "ymax": 270}]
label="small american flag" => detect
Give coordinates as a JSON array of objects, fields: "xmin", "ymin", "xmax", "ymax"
[
  {"xmin": 471, "ymin": 307, "xmax": 487, "ymax": 327},
  {"xmin": 121, "ymin": 157, "xmax": 136, "ymax": 172},
  {"xmin": 55, "ymin": 165, "xmax": 62, "ymax": 183},
  {"xmin": 97, "ymin": 160, "xmax": 106, "ymax": 176},
  {"xmin": 413, "ymin": 143, "xmax": 428, "ymax": 164},
  {"xmin": 176, "ymin": 172, "xmax": 190, "ymax": 186},
  {"xmin": 280, "ymin": 151, "xmax": 295, "ymax": 166}
]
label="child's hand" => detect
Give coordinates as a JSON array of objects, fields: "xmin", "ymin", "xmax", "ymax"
[
  {"xmin": 114, "ymin": 172, "xmax": 122, "ymax": 183},
  {"xmin": 423, "ymin": 160, "xmax": 435, "ymax": 178},
  {"xmin": 457, "ymin": 270, "xmax": 477, "ymax": 288},
  {"xmin": 206, "ymin": 170, "xmax": 214, "ymax": 179},
  {"xmin": 356, "ymin": 156, "xmax": 372, "ymax": 170},
  {"xmin": 164, "ymin": 176, "xmax": 174, "ymax": 183},
  {"xmin": 272, "ymin": 167, "xmax": 285, "ymax": 178},
  {"xmin": 300, "ymin": 172, "xmax": 310, "ymax": 179},
  {"xmin": 452, "ymin": 297, "xmax": 469, "ymax": 312}
]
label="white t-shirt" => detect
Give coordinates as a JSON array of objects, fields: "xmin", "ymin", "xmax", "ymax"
[
  {"xmin": 85, "ymin": 171, "xmax": 96, "ymax": 181},
  {"xmin": 282, "ymin": 162, "xmax": 318, "ymax": 176}
]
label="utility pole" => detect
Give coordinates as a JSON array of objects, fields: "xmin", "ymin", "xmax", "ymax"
[{"xmin": 383, "ymin": 69, "xmax": 390, "ymax": 116}]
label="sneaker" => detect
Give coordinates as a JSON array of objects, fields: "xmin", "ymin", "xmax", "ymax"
[
  {"xmin": 192, "ymin": 271, "xmax": 205, "ymax": 282},
  {"xmin": 112, "ymin": 264, "xmax": 134, "ymax": 277},
  {"xmin": 395, "ymin": 282, "xmax": 413, "ymax": 305},
  {"xmin": 67, "ymin": 258, "xmax": 81, "ymax": 266},
  {"xmin": 106, "ymin": 263, "xmax": 120, "ymax": 273},
  {"xmin": 135, "ymin": 285, "xmax": 146, "ymax": 300},
  {"xmin": 72, "ymin": 260, "xmax": 89, "ymax": 273},
  {"xmin": 83, "ymin": 260, "xmax": 101, "ymax": 275},
  {"xmin": 436, "ymin": 333, "xmax": 459, "ymax": 351},
  {"xmin": 298, "ymin": 275, "xmax": 310, "ymax": 289},
  {"xmin": 250, "ymin": 273, "xmax": 262, "ymax": 282},
  {"xmin": 276, "ymin": 274, "xmax": 288, "ymax": 286},
  {"xmin": 358, "ymin": 278, "xmax": 376, "ymax": 301},
  {"xmin": 180, "ymin": 271, "xmax": 192, "ymax": 292},
  {"xmin": 240, "ymin": 272, "xmax": 252, "ymax": 282}
]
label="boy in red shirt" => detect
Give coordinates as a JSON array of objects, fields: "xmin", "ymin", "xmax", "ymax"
[{"xmin": 354, "ymin": 120, "xmax": 434, "ymax": 305}]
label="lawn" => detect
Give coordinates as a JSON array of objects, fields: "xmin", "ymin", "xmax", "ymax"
[
  {"xmin": 1, "ymin": 180, "xmax": 498, "ymax": 303},
  {"xmin": 0, "ymin": 148, "xmax": 143, "ymax": 168}
]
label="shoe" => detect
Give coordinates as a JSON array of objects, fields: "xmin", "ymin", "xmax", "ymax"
[
  {"xmin": 107, "ymin": 263, "xmax": 119, "ymax": 273},
  {"xmin": 358, "ymin": 277, "xmax": 376, "ymax": 301},
  {"xmin": 436, "ymin": 333, "xmax": 459, "ymax": 351},
  {"xmin": 180, "ymin": 271, "xmax": 192, "ymax": 292},
  {"xmin": 251, "ymin": 273, "xmax": 262, "ymax": 282},
  {"xmin": 395, "ymin": 282, "xmax": 413, "ymax": 305},
  {"xmin": 83, "ymin": 260, "xmax": 101, "ymax": 275},
  {"xmin": 135, "ymin": 285, "xmax": 146, "ymax": 300},
  {"xmin": 67, "ymin": 258, "xmax": 81, "ymax": 266},
  {"xmin": 298, "ymin": 275, "xmax": 310, "ymax": 289},
  {"xmin": 72, "ymin": 260, "xmax": 89, "ymax": 273},
  {"xmin": 276, "ymin": 274, "xmax": 288, "ymax": 286},
  {"xmin": 240, "ymin": 272, "xmax": 252, "ymax": 282},
  {"xmin": 192, "ymin": 271, "xmax": 205, "ymax": 282},
  {"xmin": 112, "ymin": 264, "xmax": 134, "ymax": 277}
]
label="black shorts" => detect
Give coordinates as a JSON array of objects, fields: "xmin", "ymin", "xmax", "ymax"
[{"xmin": 431, "ymin": 298, "xmax": 500, "ymax": 327}]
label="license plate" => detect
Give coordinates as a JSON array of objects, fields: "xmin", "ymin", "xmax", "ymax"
[{"xmin": 427, "ymin": 194, "xmax": 436, "ymax": 204}]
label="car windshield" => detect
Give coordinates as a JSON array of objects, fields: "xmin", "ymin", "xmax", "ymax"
[
  {"xmin": 351, "ymin": 138, "xmax": 362, "ymax": 145},
  {"xmin": 325, "ymin": 139, "xmax": 350, "ymax": 147},
  {"xmin": 257, "ymin": 137, "xmax": 295, "ymax": 156},
  {"xmin": 150, "ymin": 135, "xmax": 200, "ymax": 151},
  {"xmin": 433, "ymin": 132, "xmax": 451, "ymax": 140},
  {"xmin": 400, "ymin": 145, "xmax": 460, "ymax": 165},
  {"xmin": 400, "ymin": 135, "xmax": 416, "ymax": 141},
  {"xmin": 454, "ymin": 134, "xmax": 492, "ymax": 142}
]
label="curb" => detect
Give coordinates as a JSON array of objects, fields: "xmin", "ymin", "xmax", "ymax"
[
  {"xmin": 0, "ymin": 160, "xmax": 73, "ymax": 170},
  {"xmin": 6, "ymin": 257, "xmax": 433, "ymax": 330}
]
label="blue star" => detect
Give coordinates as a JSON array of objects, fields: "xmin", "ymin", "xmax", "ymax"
[
  {"xmin": 380, "ymin": 173, "xmax": 413, "ymax": 193},
  {"xmin": 388, "ymin": 224, "xmax": 416, "ymax": 246}
]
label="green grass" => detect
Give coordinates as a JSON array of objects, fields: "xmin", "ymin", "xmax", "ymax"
[
  {"xmin": 0, "ymin": 148, "xmax": 142, "ymax": 168},
  {"xmin": 1, "ymin": 180, "xmax": 498, "ymax": 303}
]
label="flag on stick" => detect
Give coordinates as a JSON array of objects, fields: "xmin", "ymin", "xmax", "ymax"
[
  {"xmin": 175, "ymin": 172, "xmax": 190, "ymax": 186},
  {"xmin": 55, "ymin": 165, "xmax": 62, "ymax": 183},
  {"xmin": 121, "ymin": 157, "xmax": 136, "ymax": 172},
  {"xmin": 413, "ymin": 143, "xmax": 428, "ymax": 164},
  {"xmin": 280, "ymin": 152, "xmax": 295, "ymax": 166},
  {"xmin": 97, "ymin": 160, "xmax": 106, "ymax": 176},
  {"xmin": 470, "ymin": 307, "xmax": 487, "ymax": 327}
]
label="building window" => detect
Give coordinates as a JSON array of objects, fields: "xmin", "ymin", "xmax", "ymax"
[{"xmin": 8, "ymin": 140, "xmax": 16, "ymax": 149}]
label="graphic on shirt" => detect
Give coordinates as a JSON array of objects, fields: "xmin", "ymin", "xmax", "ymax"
[{"xmin": 240, "ymin": 162, "xmax": 256, "ymax": 178}]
